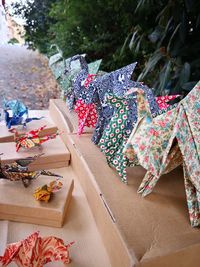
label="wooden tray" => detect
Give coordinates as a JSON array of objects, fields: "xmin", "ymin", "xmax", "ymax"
[{"xmin": 0, "ymin": 167, "xmax": 74, "ymax": 227}]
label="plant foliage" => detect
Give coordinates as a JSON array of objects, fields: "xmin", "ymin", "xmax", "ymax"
[{"xmin": 12, "ymin": 0, "xmax": 200, "ymax": 94}]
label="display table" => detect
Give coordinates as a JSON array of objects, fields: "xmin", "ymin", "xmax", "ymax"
[
  {"xmin": 0, "ymin": 105, "xmax": 111, "ymax": 266},
  {"xmin": 1, "ymin": 99, "xmax": 200, "ymax": 267},
  {"xmin": 49, "ymin": 99, "xmax": 200, "ymax": 267}
]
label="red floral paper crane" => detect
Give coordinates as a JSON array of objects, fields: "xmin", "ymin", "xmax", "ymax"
[{"xmin": 10, "ymin": 126, "xmax": 60, "ymax": 152}]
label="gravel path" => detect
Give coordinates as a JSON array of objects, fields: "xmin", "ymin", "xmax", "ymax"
[{"xmin": 0, "ymin": 44, "xmax": 60, "ymax": 109}]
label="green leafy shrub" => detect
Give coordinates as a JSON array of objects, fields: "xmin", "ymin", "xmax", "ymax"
[
  {"xmin": 8, "ymin": 38, "xmax": 19, "ymax": 44},
  {"xmin": 12, "ymin": 0, "xmax": 200, "ymax": 94}
]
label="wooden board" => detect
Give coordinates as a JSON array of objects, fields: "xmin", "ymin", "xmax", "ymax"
[
  {"xmin": 0, "ymin": 110, "xmax": 57, "ymax": 143},
  {"xmin": 0, "ymin": 167, "xmax": 74, "ymax": 227},
  {"xmin": 0, "ymin": 166, "xmax": 111, "ymax": 267},
  {"xmin": 0, "ymin": 136, "xmax": 70, "ymax": 170}
]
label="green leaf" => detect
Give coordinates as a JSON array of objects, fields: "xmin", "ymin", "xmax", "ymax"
[
  {"xmin": 180, "ymin": 62, "xmax": 191, "ymax": 86},
  {"xmin": 179, "ymin": 11, "xmax": 187, "ymax": 43},
  {"xmin": 167, "ymin": 23, "xmax": 181, "ymax": 53},
  {"xmin": 173, "ymin": 62, "xmax": 191, "ymax": 94},
  {"xmin": 157, "ymin": 17, "xmax": 173, "ymax": 47},
  {"xmin": 196, "ymin": 14, "xmax": 200, "ymax": 28},
  {"xmin": 137, "ymin": 49, "xmax": 164, "ymax": 81},
  {"xmin": 135, "ymin": 0, "xmax": 146, "ymax": 13},
  {"xmin": 129, "ymin": 30, "xmax": 138, "ymax": 50},
  {"xmin": 156, "ymin": 4, "xmax": 170, "ymax": 26},
  {"xmin": 120, "ymin": 33, "xmax": 132, "ymax": 56},
  {"xmin": 157, "ymin": 60, "xmax": 171, "ymax": 94},
  {"xmin": 182, "ymin": 81, "xmax": 197, "ymax": 91},
  {"xmin": 135, "ymin": 34, "xmax": 144, "ymax": 54}
]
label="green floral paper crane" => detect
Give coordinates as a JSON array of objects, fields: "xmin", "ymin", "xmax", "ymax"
[{"xmin": 99, "ymin": 94, "xmax": 138, "ymax": 183}]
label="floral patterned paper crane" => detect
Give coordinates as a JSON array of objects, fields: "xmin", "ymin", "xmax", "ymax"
[
  {"xmin": 10, "ymin": 126, "xmax": 60, "ymax": 152},
  {"xmin": 84, "ymin": 62, "xmax": 142, "ymax": 144},
  {"xmin": 123, "ymin": 82, "xmax": 200, "ymax": 227},
  {"xmin": 99, "ymin": 83, "xmax": 161, "ymax": 183},
  {"xmin": 66, "ymin": 55, "xmax": 102, "ymax": 111}
]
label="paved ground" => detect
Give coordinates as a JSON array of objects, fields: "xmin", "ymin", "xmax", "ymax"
[{"xmin": 0, "ymin": 44, "xmax": 60, "ymax": 109}]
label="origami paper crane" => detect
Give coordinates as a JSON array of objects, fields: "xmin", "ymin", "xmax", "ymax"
[
  {"xmin": 63, "ymin": 56, "xmax": 101, "ymax": 134},
  {"xmin": 0, "ymin": 231, "xmax": 74, "ymax": 266},
  {"xmin": 92, "ymin": 79, "xmax": 160, "ymax": 145},
  {"xmin": 49, "ymin": 49, "xmax": 88, "ymax": 102},
  {"xmin": 99, "ymin": 94, "xmax": 138, "ymax": 183},
  {"xmin": 83, "ymin": 62, "xmax": 151, "ymax": 144},
  {"xmin": 3, "ymin": 99, "xmax": 27, "ymax": 116},
  {"xmin": 59, "ymin": 54, "xmax": 86, "ymax": 100},
  {"xmin": 10, "ymin": 126, "xmax": 60, "ymax": 152},
  {"xmin": 73, "ymin": 94, "xmax": 99, "ymax": 136},
  {"xmin": 2, "ymin": 99, "xmax": 43, "ymax": 129},
  {"xmin": 0, "ymin": 153, "xmax": 63, "ymax": 187},
  {"xmin": 99, "ymin": 84, "xmax": 160, "ymax": 183},
  {"xmin": 86, "ymin": 62, "xmax": 138, "ymax": 106},
  {"xmin": 123, "ymin": 82, "xmax": 200, "ymax": 227},
  {"xmin": 67, "ymin": 56, "xmax": 102, "ymax": 111},
  {"xmin": 33, "ymin": 179, "xmax": 63, "ymax": 202},
  {"xmin": 74, "ymin": 99, "xmax": 97, "ymax": 135}
]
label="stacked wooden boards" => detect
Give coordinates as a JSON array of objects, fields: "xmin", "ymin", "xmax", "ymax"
[
  {"xmin": 0, "ymin": 109, "xmax": 72, "ymax": 227},
  {"xmin": 0, "ymin": 105, "xmax": 111, "ymax": 267}
]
